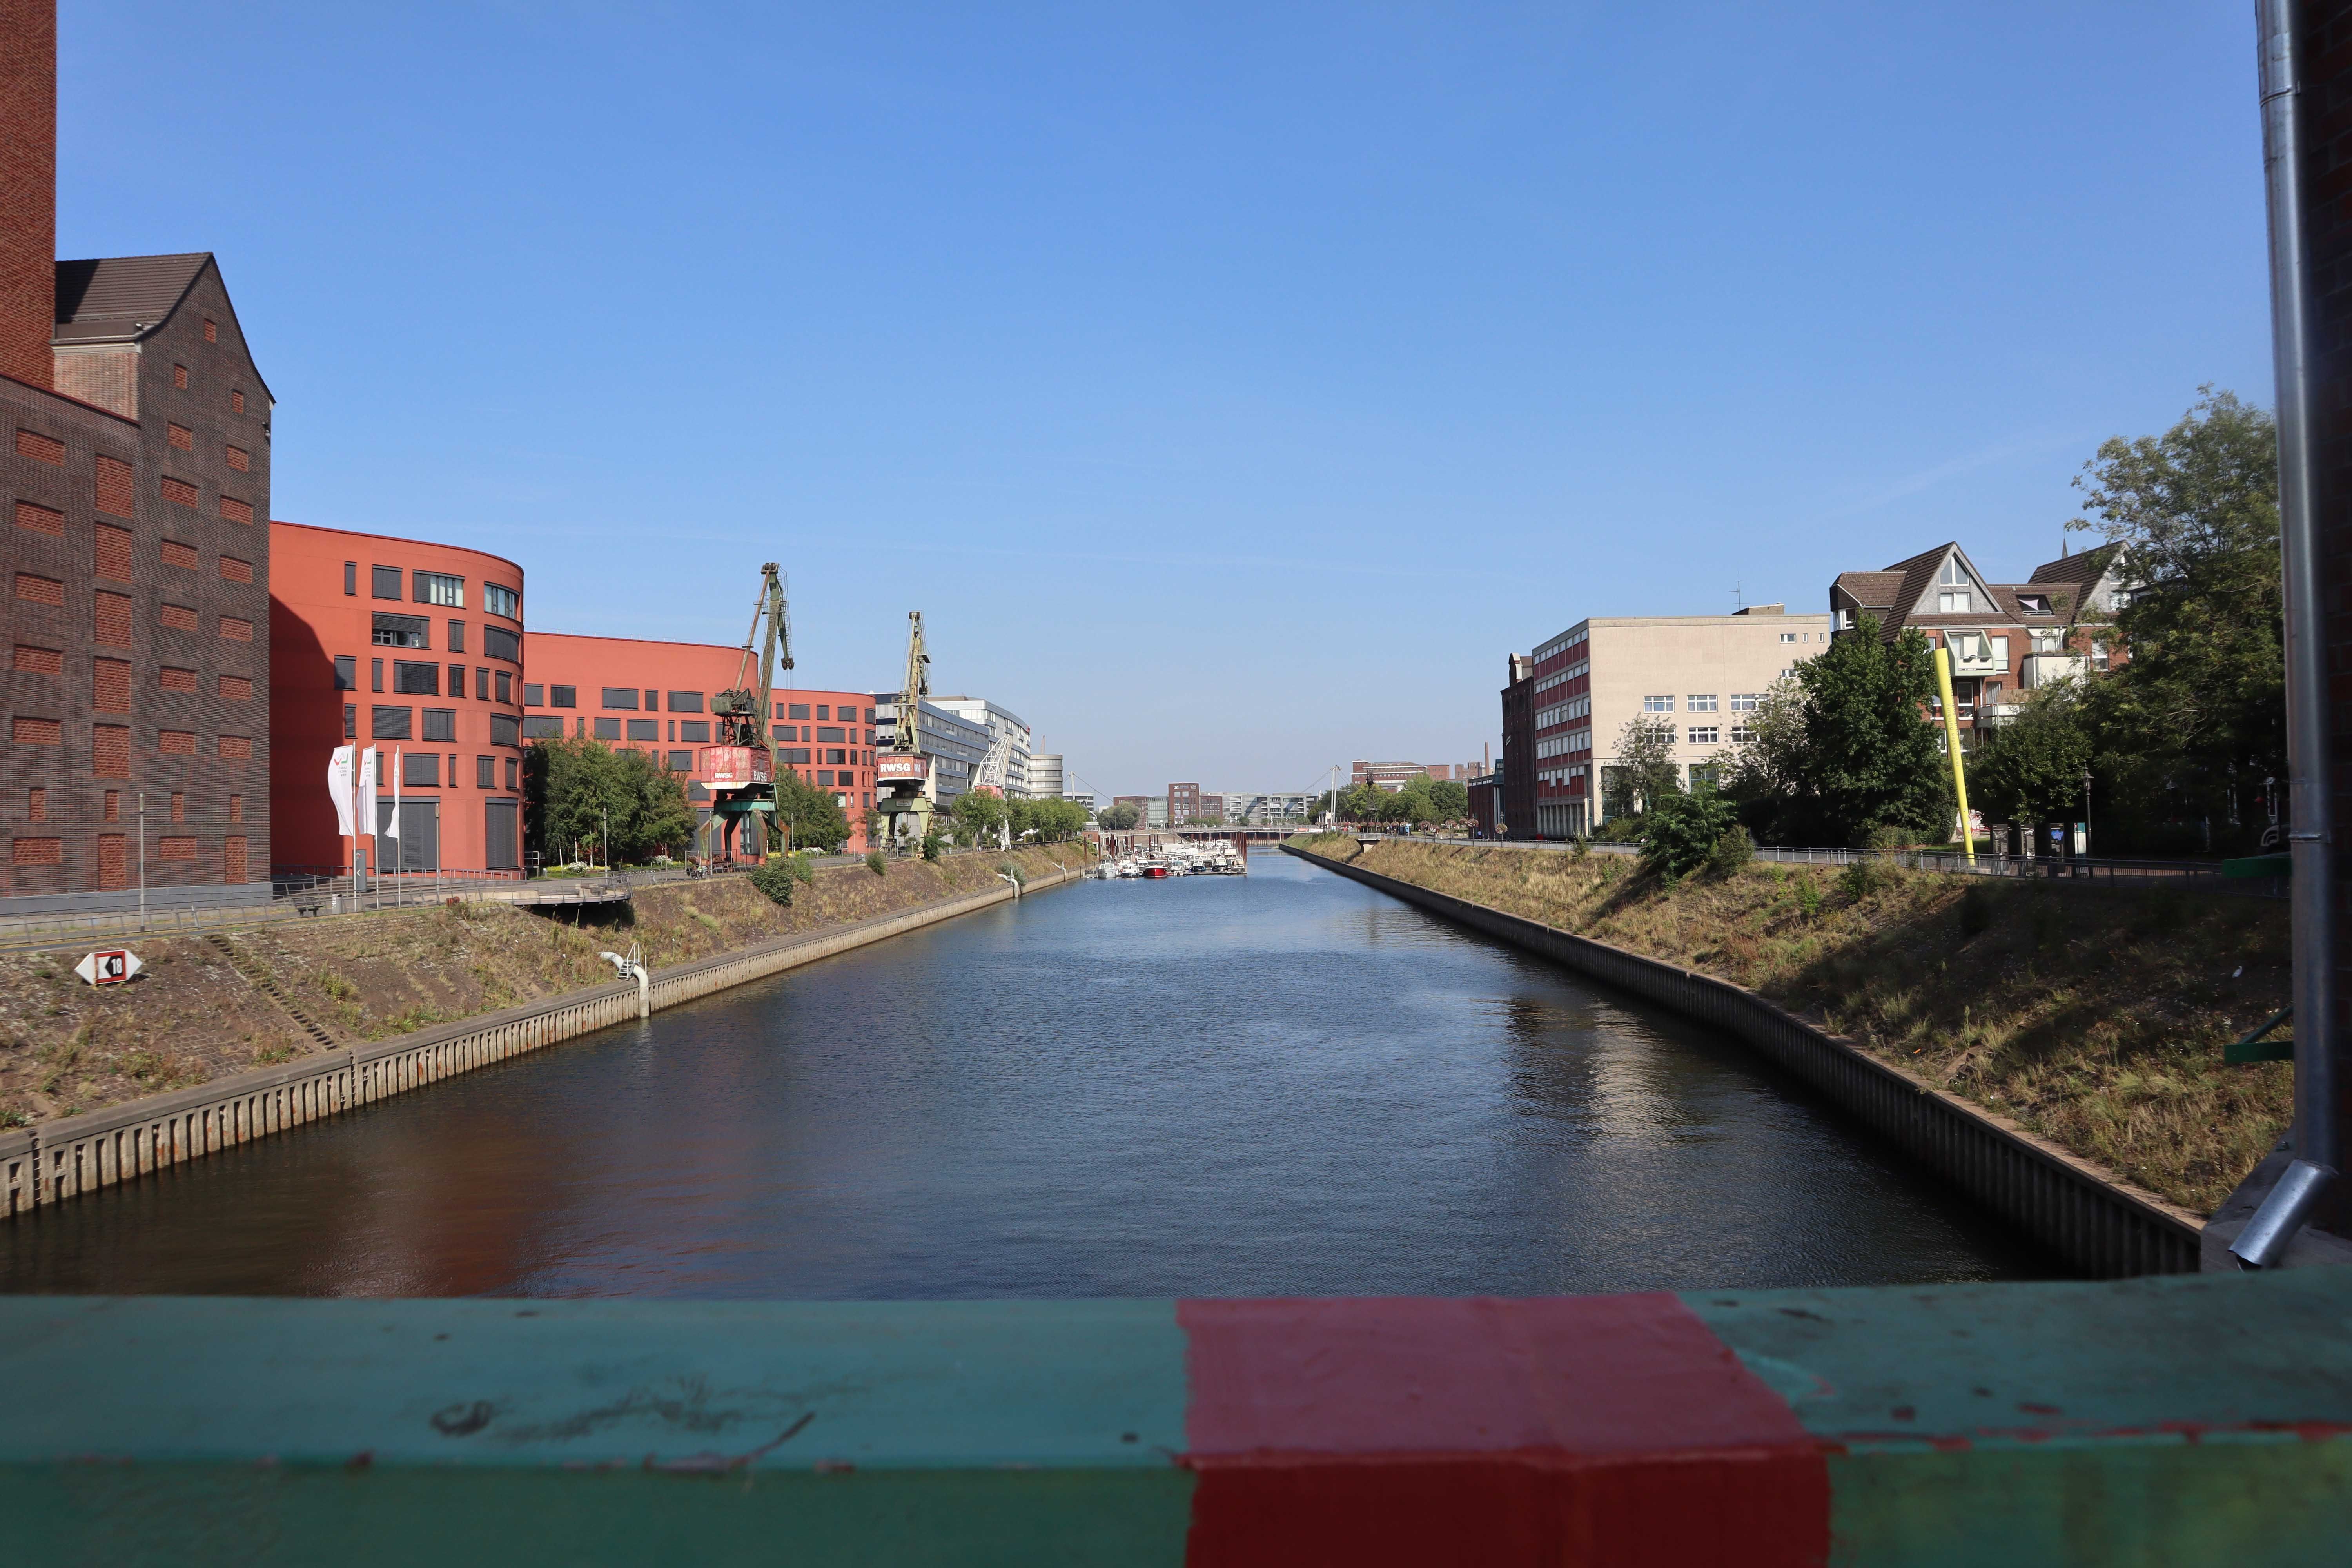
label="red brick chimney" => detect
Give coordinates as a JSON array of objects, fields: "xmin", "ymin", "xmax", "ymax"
[{"xmin": 0, "ymin": 0, "xmax": 57, "ymax": 389}]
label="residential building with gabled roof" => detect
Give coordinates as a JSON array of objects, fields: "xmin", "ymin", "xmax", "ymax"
[{"xmin": 1828, "ymin": 540, "xmax": 2131, "ymax": 749}]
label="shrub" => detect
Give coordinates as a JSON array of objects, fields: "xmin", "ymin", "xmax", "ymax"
[
  {"xmin": 1593, "ymin": 814, "xmax": 1648, "ymax": 845},
  {"xmin": 1706, "ymin": 824, "xmax": 1754, "ymax": 878},
  {"xmin": 1640, "ymin": 787, "xmax": 1737, "ymax": 879},
  {"xmin": 866, "ymin": 850, "xmax": 887, "ymax": 875},
  {"xmin": 1837, "ymin": 857, "xmax": 1895, "ymax": 903},
  {"xmin": 1862, "ymin": 823, "xmax": 1910, "ymax": 852},
  {"xmin": 789, "ymin": 851, "xmax": 817, "ymax": 885},
  {"xmin": 1795, "ymin": 877, "xmax": 1822, "ymax": 917},
  {"xmin": 748, "ymin": 858, "xmax": 797, "ymax": 906},
  {"xmin": 920, "ymin": 832, "xmax": 943, "ymax": 862},
  {"xmin": 1571, "ymin": 835, "xmax": 1591, "ymax": 859}
]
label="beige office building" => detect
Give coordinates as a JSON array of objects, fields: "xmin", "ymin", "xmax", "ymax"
[{"xmin": 1526, "ymin": 606, "xmax": 1834, "ymax": 839}]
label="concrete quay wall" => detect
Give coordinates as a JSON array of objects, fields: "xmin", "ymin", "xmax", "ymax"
[
  {"xmin": 1287, "ymin": 846, "xmax": 2202, "ymax": 1278},
  {"xmin": 1, "ymin": 865, "xmax": 1083, "ymax": 1219}
]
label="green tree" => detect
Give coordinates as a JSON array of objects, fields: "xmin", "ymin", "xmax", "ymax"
[
  {"xmin": 1096, "ymin": 801, "xmax": 1142, "ymax": 830},
  {"xmin": 524, "ymin": 736, "xmax": 697, "ymax": 866},
  {"xmin": 1971, "ymin": 684, "xmax": 2094, "ymax": 832},
  {"xmin": 1428, "ymin": 779, "xmax": 1470, "ymax": 820},
  {"xmin": 1604, "ymin": 713, "xmax": 1681, "ymax": 820},
  {"xmin": 950, "ymin": 788, "xmax": 1007, "ymax": 845},
  {"xmin": 2068, "ymin": 389, "xmax": 2283, "ymax": 851},
  {"xmin": 773, "ymin": 769, "xmax": 851, "ymax": 853},
  {"xmin": 1639, "ymin": 784, "xmax": 1737, "ymax": 879},
  {"xmin": 1722, "ymin": 617, "xmax": 1949, "ymax": 844}
]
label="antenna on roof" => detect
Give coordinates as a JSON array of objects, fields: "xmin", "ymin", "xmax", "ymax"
[{"xmin": 1733, "ymin": 579, "xmax": 1743, "ymax": 610}]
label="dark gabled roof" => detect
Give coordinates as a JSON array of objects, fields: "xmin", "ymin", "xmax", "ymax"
[
  {"xmin": 1831, "ymin": 570, "xmax": 1902, "ymax": 611},
  {"xmin": 52, "ymin": 253, "xmax": 211, "ymax": 345},
  {"xmin": 2028, "ymin": 541, "xmax": 2125, "ymax": 592}
]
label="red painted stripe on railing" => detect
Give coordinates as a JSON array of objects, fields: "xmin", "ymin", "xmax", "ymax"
[{"xmin": 1178, "ymin": 1294, "xmax": 1829, "ymax": 1566}]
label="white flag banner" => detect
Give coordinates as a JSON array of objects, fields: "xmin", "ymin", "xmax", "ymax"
[
  {"xmin": 385, "ymin": 749, "xmax": 403, "ymax": 841},
  {"xmin": 328, "ymin": 745, "xmax": 356, "ymax": 837},
  {"xmin": 355, "ymin": 748, "xmax": 379, "ymax": 839}
]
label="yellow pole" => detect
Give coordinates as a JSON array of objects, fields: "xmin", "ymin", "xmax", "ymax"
[{"xmin": 1934, "ymin": 646, "xmax": 1976, "ymax": 866}]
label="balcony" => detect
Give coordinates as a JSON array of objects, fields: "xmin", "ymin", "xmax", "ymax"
[{"xmin": 2022, "ymin": 653, "xmax": 2087, "ymax": 689}]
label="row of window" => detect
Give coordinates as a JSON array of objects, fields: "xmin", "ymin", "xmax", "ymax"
[
  {"xmin": 345, "ymin": 563, "xmax": 521, "ymax": 620},
  {"xmin": 13, "ymin": 832, "xmax": 252, "ymax": 883},
  {"xmin": 1533, "ymin": 658, "xmax": 1589, "ymax": 694},
  {"xmin": 365, "ymin": 613, "xmax": 521, "ymax": 663},
  {"xmin": 335, "ymin": 655, "xmax": 517, "ymax": 704},
  {"xmin": 358, "ymin": 751, "xmax": 521, "ymax": 791},
  {"xmin": 354, "ymin": 704, "xmax": 521, "ymax": 747},
  {"xmin": 9, "ymin": 717, "xmax": 252, "ymax": 768},
  {"xmin": 1536, "ymin": 695, "xmax": 1591, "ymax": 729},
  {"xmin": 1642, "ymin": 693, "xmax": 1764, "ymax": 713},
  {"xmin": 520, "ymin": 685, "xmax": 877, "ymax": 724},
  {"xmin": 17, "ymin": 786, "xmax": 244, "ymax": 825}
]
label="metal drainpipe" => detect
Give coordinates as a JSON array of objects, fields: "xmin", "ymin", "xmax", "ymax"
[{"xmin": 2259, "ymin": 0, "xmax": 2341, "ymax": 1184}]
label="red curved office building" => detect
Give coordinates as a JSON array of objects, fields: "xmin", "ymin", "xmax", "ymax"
[
  {"xmin": 268, "ymin": 521, "xmax": 526, "ymax": 874},
  {"xmin": 523, "ymin": 632, "xmax": 876, "ymax": 856}
]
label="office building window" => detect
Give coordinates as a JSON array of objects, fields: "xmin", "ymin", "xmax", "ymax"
[
  {"xmin": 818, "ymin": 769, "xmax": 834, "ymax": 786},
  {"xmin": 788, "ymin": 703, "xmax": 810, "ymax": 720},
  {"xmin": 1687, "ymin": 726, "xmax": 1719, "ymax": 745},
  {"xmin": 627, "ymin": 719, "xmax": 659, "ymax": 742},
  {"xmin": 523, "ymin": 682, "xmax": 544, "ymax": 706},
  {"xmin": 521, "ymin": 716, "xmax": 564, "ymax": 739},
  {"xmin": 343, "ymin": 704, "xmax": 356, "ymax": 739},
  {"xmin": 372, "ymin": 613, "xmax": 428, "ymax": 649},
  {"xmin": 680, "ymin": 720, "xmax": 710, "ymax": 742},
  {"xmin": 489, "ymin": 713, "xmax": 519, "ymax": 748},
  {"xmin": 422, "ymin": 708, "xmax": 457, "ymax": 743},
  {"xmin": 601, "ymin": 688, "xmax": 639, "ymax": 710},
  {"xmin": 495, "ymin": 670, "xmax": 511, "ymax": 703},
  {"xmin": 667, "ymin": 691, "xmax": 702, "ymax": 712},
  {"xmin": 1688, "ymin": 694, "xmax": 1718, "ymax": 711},
  {"xmin": 506, "ymin": 757, "xmax": 518, "ymax": 790},
  {"xmin": 372, "ymin": 564, "xmax": 404, "ymax": 599},
  {"xmin": 371, "ymin": 658, "xmax": 384, "ymax": 692},
  {"xmin": 816, "ymin": 705, "xmax": 830, "ymax": 720},
  {"xmin": 815, "ymin": 726, "xmax": 846, "ymax": 743},
  {"xmin": 446, "ymin": 620, "xmax": 466, "ymax": 653},
  {"xmin": 403, "ymin": 752, "xmax": 439, "ymax": 788},
  {"xmin": 594, "ymin": 717, "xmax": 621, "ymax": 739},
  {"xmin": 549, "ymin": 685, "xmax": 575, "ymax": 708},
  {"xmin": 1644, "ymin": 695, "xmax": 1673, "ymax": 712},
  {"xmin": 413, "ymin": 572, "xmax": 465, "ymax": 608},
  {"xmin": 1730, "ymin": 693, "xmax": 1760, "ymax": 711},
  {"xmin": 334, "ymin": 655, "xmax": 356, "ymax": 690},
  {"xmin": 448, "ymin": 663, "xmax": 466, "ymax": 695},
  {"xmin": 477, "ymin": 755, "xmax": 496, "ymax": 788},
  {"xmin": 343, "ymin": 562, "xmax": 357, "ymax": 595},
  {"xmin": 484, "ymin": 583, "xmax": 519, "ymax": 619},
  {"xmin": 372, "ymin": 706, "xmax": 412, "ymax": 740},
  {"xmin": 483, "ymin": 626, "xmax": 521, "ymax": 663},
  {"xmin": 667, "ymin": 750, "xmax": 692, "ymax": 772},
  {"xmin": 392, "ymin": 661, "xmax": 439, "ymax": 695},
  {"xmin": 642, "ymin": 688, "xmax": 658, "ymax": 710}
]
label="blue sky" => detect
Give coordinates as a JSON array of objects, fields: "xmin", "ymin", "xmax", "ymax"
[{"xmin": 60, "ymin": 4, "xmax": 2269, "ymax": 799}]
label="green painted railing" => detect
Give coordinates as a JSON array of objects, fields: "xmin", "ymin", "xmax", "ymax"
[{"xmin": 4, "ymin": 1269, "xmax": 2348, "ymax": 1564}]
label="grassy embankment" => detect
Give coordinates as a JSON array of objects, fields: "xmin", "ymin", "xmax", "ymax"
[
  {"xmin": 1290, "ymin": 834, "xmax": 2285, "ymax": 1215},
  {"xmin": 0, "ymin": 845, "xmax": 1087, "ymax": 1130}
]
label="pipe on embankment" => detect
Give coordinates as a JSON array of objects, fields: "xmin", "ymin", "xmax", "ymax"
[
  {"xmin": 1285, "ymin": 845, "xmax": 2203, "ymax": 1278},
  {"xmin": 0, "ymin": 864, "xmax": 1086, "ymax": 1220}
]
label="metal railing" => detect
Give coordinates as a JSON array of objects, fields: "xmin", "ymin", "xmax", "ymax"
[{"xmin": 1382, "ymin": 834, "xmax": 2290, "ymax": 898}]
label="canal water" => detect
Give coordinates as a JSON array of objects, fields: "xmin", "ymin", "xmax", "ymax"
[{"xmin": 0, "ymin": 852, "xmax": 2042, "ymax": 1297}]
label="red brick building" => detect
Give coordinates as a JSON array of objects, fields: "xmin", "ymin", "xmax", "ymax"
[
  {"xmin": 3, "ymin": 4, "xmax": 272, "ymax": 897},
  {"xmin": 1497, "ymin": 654, "xmax": 1534, "ymax": 839},
  {"xmin": 1829, "ymin": 540, "xmax": 2130, "ymax": 745},
  {"xmin": 268, "ymin": 522, "xmax": 526, "ymax": 874},
  {"xmin": 523, "ymin": 633, "xmax": 876, "ymax": 855}
]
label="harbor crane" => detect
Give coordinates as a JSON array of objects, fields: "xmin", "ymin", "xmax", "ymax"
[
  {"xmin": 875, "ymin": 611, "xmax": 934, "ymax": 851},
  {"xmin": 699, "ymin": 563, "xmax": 791, "ymax": 864}
]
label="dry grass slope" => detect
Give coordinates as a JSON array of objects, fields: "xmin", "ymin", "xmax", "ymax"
[
  {"xmin": 0, "ymin": 846, "xmax": 1087, "ymax": 1130},
  {"xmin": 1294, "ymin": 835, "xmax": 2287, "ymax": 1215}
]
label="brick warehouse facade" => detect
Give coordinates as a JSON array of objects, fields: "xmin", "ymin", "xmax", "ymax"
[{"xmin": 2, "ymin": 2, "xmax": 272, "ymax": 898}]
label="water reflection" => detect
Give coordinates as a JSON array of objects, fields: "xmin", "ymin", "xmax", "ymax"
[{"xmin": 0, "ymin": 853, "xmax": 2044, "ymax": 1297}]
